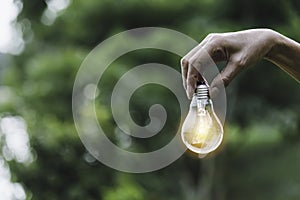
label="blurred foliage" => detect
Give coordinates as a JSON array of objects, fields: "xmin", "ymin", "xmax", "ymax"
[{"xmin": 0, "ymin": 0, "xmax": 299, "ymax": 199}]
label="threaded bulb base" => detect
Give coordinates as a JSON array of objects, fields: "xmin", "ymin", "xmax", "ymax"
[{"xmin": 196, "ymin": 83, "xmax": 209, "ymax": 99}]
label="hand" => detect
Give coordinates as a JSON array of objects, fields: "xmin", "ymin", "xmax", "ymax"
[{"xmin": 181, "ymin": 29, "xmax": 300, "ymax": 99}]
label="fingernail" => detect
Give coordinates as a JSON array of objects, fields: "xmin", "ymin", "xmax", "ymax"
[
  {"xmin": 183, "ymin": 81, "xmax": 187, "ymax": 90},
  {"xmin": 186, "ymin": 89, "xmax": 190, "ymax": 99}
]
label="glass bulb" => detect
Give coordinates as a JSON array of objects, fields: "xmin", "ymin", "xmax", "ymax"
[{"xmin": 181, "ymin": 83, "xmax": 223, "ymax": 155}]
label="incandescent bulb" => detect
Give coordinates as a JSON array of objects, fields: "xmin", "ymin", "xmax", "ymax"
[{"xmin": 181, "ymin": 82, "xmax": 224, "ymax": 155}]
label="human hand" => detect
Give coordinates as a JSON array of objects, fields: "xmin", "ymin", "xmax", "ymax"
[{"xmin": 181, "ymin": 29, "xmax": 280, "ymax": 99}]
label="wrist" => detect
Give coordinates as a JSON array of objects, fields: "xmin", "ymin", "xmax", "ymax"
[
  {"xmin": 264, "ymin": 30, "xmax": 287, "ymax": 61},
  {"xmin": 263, "ymin": 30, "xmax": 300, "ymax": 81}
]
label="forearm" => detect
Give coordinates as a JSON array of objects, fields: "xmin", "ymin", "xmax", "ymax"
[{"xmin": 265, "ymin": 31, "xmax": 300, "ymax": 82}]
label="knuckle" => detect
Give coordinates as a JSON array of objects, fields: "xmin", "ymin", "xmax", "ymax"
[
  {"xmin": 180, "ymin": 58, "xmax": 188, "ymax": 67},
  {"xmin": 207, "ymin": 33, "xmax": 220, "ymax": 41},
  {"xmin": 221, "ymin": 75, "xmax": 231, "ymax": 86},
  {"xmin": 205, "ymin": 34, "xmax": 224, "ymax": 56},
  {"xmin": 235, "ymin": 56, "xmax": 247, "ymax": 69},
  {"xmin": 230, "ymin": 53, "xmax": 248, "ymax": 69},
  {"xmin": 207, "ymin": 33, "xmax": 216, "ymax": 38}
]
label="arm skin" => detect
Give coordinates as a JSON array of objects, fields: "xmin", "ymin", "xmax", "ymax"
[
  {"xmin": 265, "ymin": 31, "xmax": 300, "ymax": 81},
  {"xmin": 181, "ymin": 29, "xmax": 300, "ymax": 99}
]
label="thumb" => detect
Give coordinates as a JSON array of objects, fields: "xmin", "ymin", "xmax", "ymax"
[{"xmin": 210, "ymin": 61, "xmax": 241, "ymax": 98}]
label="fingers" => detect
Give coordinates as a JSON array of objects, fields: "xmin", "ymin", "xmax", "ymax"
[
  {"xmin": 181, "ymin": 58, "xmax": 188, "ymax": 90},
  {"xmin": 181, "ymin": 33, "xmax": 231, "ymax": 99},
  {"xmin": 186, "ymin": 64, "xmax": 205, "ymax": 99},
  {"xmin": 210, "ymin": 61, "xmax": 242, "ymax": 98},
  {"xmin": 183, "ymin": 48, "xmax": 226, "ymax": 99},
  {"xmin": 186, "ymin": 63, "xmax": 197, "ymax": 99},
  {"xmin": 181, "ymin": 48, "xmax": 204, "ymax": 90},
  {"xmin": 181, "ymin": 50, "xmax": 213, "ymax": 99},
  {"xmin": 180, "ymin": 36, "xmax": 212, "ymax": 90}
]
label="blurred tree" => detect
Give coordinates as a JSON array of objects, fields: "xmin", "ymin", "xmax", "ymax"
[{"xmin": 0, "ymin": 0, "xmax": 299, "ymax": 199}]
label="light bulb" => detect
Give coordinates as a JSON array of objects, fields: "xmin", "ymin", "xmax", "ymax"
[{"xmin": 181, "ymin": 82, "xmax": 224, "ymax": 155}]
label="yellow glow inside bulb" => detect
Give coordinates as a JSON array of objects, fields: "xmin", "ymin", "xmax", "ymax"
[
  {"xmin": 181, "ymin": 84, "xmax": 224, "ymax": 156},
  {"xmin": 187, "ymin": 111, "xmax": 212, "ymax": 147}
]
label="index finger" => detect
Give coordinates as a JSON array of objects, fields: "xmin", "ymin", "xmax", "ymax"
[
  {"xmin": 181, "ymin": 58, "xmax": 188, "ymax": 90},
  {"xmin": 180, "ymin": 35, "xmax": 212, "ymax": 90}
]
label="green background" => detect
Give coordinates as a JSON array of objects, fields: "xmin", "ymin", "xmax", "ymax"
[{"xmin": 1, "ymin": 0, "xmax": 300, "ymax": 199}]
